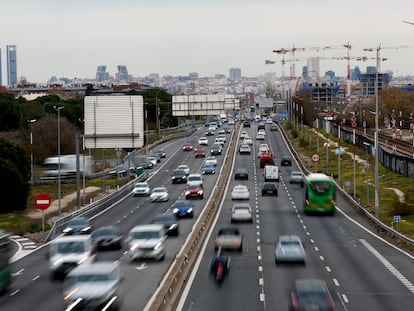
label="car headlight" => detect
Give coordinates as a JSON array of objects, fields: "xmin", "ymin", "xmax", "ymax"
[
  {"xmin": 187, "ymin": 208, "xmax": 193, "ymax": 213},
  {"xmin": 153, "ymin": 242, "xmax": 163, "ymax": 250},
  {"xmin": 77, "ymin": 255, "xmax": 89, "ymax": 265},
  {"xmin": 130, "ymin": 243, "xmax": 138, "ymax": 251},
  {"xmin": 173, "ymin": 208, "xmax": 179, "ymax": 213},
  {"xmin": 185, "ymin": 191, "xmax": 190, "ymax": 196}
]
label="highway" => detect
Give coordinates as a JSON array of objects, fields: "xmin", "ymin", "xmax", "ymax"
[
  {"xmin": 177, "ymin": 122, "xmax": 414, "ymax": 311},
  {"xmin": 2, "ymin": 121, "xmax": 414, "ymax": 311}
]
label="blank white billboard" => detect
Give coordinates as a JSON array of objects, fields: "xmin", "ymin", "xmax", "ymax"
[
  {"xmin": 172, "ymin": 94, "xmax": 239, "ymax": 116},
  {"xmin": 84, "ymin": 95, "xmax": 144, "ymax": 149}
]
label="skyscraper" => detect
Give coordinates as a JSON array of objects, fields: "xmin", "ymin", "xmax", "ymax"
[
  {"xmin": 96, "ymin": 65, "xmax": 109, "ymax": 82},
  {"xmin": 229, "ymin": 68, "xmax": 241, "ymax": 80},
  {"xmin": 7, "ymin": 45, "xmax": 17, "ymax": 86},
  {"xmin": 116, "ymin": 65, "xmax": 130, "ymax": 81}
]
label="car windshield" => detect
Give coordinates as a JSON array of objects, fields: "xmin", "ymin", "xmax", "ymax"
[
  {"xmin": 188, "ymin": 176, "xmax": 201, "ymax": 181},
  {"xmin": 68, "ymin": 218, "xmax": 87, "ymax": 226},
  {"xmin": 153, "ymin": 188, "xmax": 166, "ymax": 193},
  {"xmin": 153, "ymin": 215, "xmax": 174, "ymax": 222},
  {"xmin": 309, "ymin": 181, "xmax": 332, "ymax": 194},
  {"xmin": 280, "ymin": 240, "xmax": 300, "ymax": 246},
  {"xmin": 93, "ymin": 228, "xmax": 117, "ymax": 237},
  {"xmin": 57, "ymin": 241, "xmax": 85, "ymax": 254},
  {"xmin": 131, "ymin": 230, "xmax": 161, "ymax": 239},
  {"xmin": 135, "ymin": 184, "xmax": 148, "ymax": 188}
]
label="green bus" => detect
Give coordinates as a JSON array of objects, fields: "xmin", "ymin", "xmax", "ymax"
[
  {"xmin": 304, "ymin": 173, "xmax": 336, "ymax": 215},
  {"xmin": 0, "ymin": 229, "xmax": 12, "ymax": 292}
]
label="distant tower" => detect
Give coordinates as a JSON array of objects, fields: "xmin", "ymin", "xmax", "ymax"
[
  {"xmin": 0, "ymin": 48, "xmax": 2, "ymax": 86},
  {"xmin": 229, "ymin": 68, "xmax": 241, "ymax": 80},
  {"xmin": 6, "ymin": 45, "xmax": 17, "ymax": 86},
  {"xmin": 96, "ymin": 65, "xmax": 109, "ymax": 82},
  {"xmin": 116, "ymin": 65, "xmax": 130, "ymax": 81}
]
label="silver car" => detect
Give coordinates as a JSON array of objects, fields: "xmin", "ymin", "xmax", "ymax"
[
  {"xmin": 231, "ymin": 184, "xmax": 250, "ymax": 200},
  {"xmin": 275, "ymin": 235, "xmax": 306, "ymax": 265},
  {"xmin": 63, "ymin": 261, "xmax": 122, "ymax": 310},
  {"xmin": 289, "ymin": 171, "xmax": 304, "ymax": 187},
  {"xmin": 132, "ymin": 182, "xmax": 151, "ymax": 196}
]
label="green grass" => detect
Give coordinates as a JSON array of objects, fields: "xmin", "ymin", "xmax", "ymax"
[{"xmin": 285, "ymin": 122, "xmax": 414, "ymax": 239}]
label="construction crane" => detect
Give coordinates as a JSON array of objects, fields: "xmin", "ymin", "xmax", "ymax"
[
  {"xmin": 272, "ymin": 44, "xmax": 345, "ymax": 79},
  {"xmin": 363, "ymin": 44, "xmax": 409, "ymax": 72}
]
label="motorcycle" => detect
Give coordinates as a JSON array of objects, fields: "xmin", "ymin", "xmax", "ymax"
[{"xmin": 209, "ymin": 247, "xmax": 230, "ymax": 282}]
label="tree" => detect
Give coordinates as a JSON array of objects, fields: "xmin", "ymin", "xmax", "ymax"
[
  {"xmin": 0, "ymin": 139, "xmax": 30, "ymax": 212},
  {"xmin": 0, "ymin": 93, "xmax": 20, "ymax": 131}
]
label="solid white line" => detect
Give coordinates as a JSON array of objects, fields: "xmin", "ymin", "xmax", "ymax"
[{"xmin": 359, "ymin": 239, "xmax": 414, "ymax": 294}]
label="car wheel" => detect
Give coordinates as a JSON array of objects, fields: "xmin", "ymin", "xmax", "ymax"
[
  {"xmin": 238, "ymin": 243, "xmax": 243, "ymax": 252},
  {"xmin": 200, "ymin": 195, "xmax": 204, "ymax": 199}
]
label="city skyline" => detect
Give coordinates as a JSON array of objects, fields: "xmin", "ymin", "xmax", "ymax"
[{"xmin": 1, "ymin": 0, "xmax": 414, "ymax": 84}]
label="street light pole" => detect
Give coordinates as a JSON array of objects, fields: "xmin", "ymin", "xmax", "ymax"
[
  {"xmin": 374, "ymin": 47, "xmax": 380, "ymax": 219},
  {"xmin": 28, "ymin": 119, "xmax": 37, "ymax": 183},
  {"xmin": 363, "ymin": 142, "xmax": 370, "ymax": 206},
  {"xmin": 54, "ymin": 106, "xmax": 64, "ymax": 216}
]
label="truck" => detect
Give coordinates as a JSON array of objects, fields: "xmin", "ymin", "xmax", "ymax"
[
  {"xmin": 42, "ymin": 154, "xmax": 92, "ymax": 179},
  {"xmin": 259, "ymin": 151, "xmax": 275, "ymax": 168},
  {"xmin": 263, "ymin": 165, "xmax": 279, "ymax": 182}
]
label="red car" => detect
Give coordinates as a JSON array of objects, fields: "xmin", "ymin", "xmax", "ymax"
[
  {"xmin": 195, "ymin": 148, "xmax": 206, "ymax": 158},
  {"xmin": 182, "ymin": 144, "xmax": 194, "ymax": 151},
  {"xmin": 185, "ymin": 184, "xmax": 204, "ymax": 199}
]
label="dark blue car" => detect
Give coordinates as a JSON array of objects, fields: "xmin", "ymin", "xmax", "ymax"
[
  {"xmin": 172, "ymin": 200, "xmax": 194, "ymax": 218},
  {"xmin": 202, "ymin": 164, "xmax": 216, "ymax": 175}
]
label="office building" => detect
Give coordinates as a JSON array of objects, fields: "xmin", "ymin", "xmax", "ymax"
[
  {"xmin": 116, "ymin": 65, "xmax": 130, "ymax": 81},
  {"xmin": 307, "ymin": 57, "xmax": 320, "ymax": 80},
  {"xmin": 7, "ymin": 45, "xmax": 17, "ymax": 86},
  {"xmin": 96, "ymin": 65, "xmax": 109, "ymax": 82},
  {"xmin": 229, "ymin": 68, "xmax": 241, "ymax": 80}
]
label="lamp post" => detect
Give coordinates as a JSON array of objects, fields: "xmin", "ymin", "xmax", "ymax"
[
  {"xmin": 28, "ymin": 119, "xmax": 37, "ymax": 183},
  {"xmin": 54, "ymin": 106, "xmax": 64, "ymax": 216},
  {"xmin": 155, "ymin": 90, "xmax": 161, "ymax": 140},
  {"xmin": 363, "ymin": 142, "xmax": 370, "ymax": 205}
]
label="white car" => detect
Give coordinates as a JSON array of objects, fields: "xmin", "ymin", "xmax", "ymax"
[
  {"xmin": 205, "ymin": 156, "xmax": 218, "ymax": 166},
  {"xmin": 231, "ymin": 184, "xmax": 250, "ymax": 200},
  {"xmin": 150, "ymin": 187, "xmax": 169, "ymax": 202},
  {"xmin": 177, "ymin": 164, "xmax": 190, "ymax": 175},
  {"xmin": 266, "ymin": 118, "xmax": 273, "ymax": 124},
  {"xmin": 198, "ymin": 137, "xmax": 209, "ymax": 145},
  {"xmin": 132, "ymin": 182, "xmax": 151, "ymax": 196},
  {"xmin": 231, "ymin": 203, "xmax": 253, "ymax": 223},
  {"xmin": 243, "ymin": 137, "xmax": 253, "ymax": 145},
  {"xmin": 187, "ymin": 174, "xmax": 203, "ymax": 188},
  {"xmin": 127, "ymin": 224, "xmax": 167, "ymax": 261},
  {"xmin": 240, "ymin": 130, "xmax": 249, "ymax": 139},
  {"xmin": 258, "ymin": 129, "xmax": 266, "ymax": 136},
  {"xmin": 256, "ymin": 133, "xmax": 265, "ymax": 140},
  {"xmin": 239, "ymin": 144, "xmax": 251, "ymax": 154}
]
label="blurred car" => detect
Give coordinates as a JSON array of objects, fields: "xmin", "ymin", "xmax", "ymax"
[
  {"xmin": 202, "ymin": 164, "xmax": 216, "ymax": 174},
  {"xmin": 270, "ymin": 124, "xmax": 278, "ymax": 131},
  {"xmin": 239, "ymin": 144, "xmax": 251, "ymax": 155},
  {"xmin": 127, "ymin": 224, "xmax": 166, "ymax": 261},
  {"xmin": 185, "ymin": 184, "xmax": 204, "ymax": 199},
  {"xmin": 63, "ymin": 262, "xmax": 122, "ymax": 310},
  {"xmin": 258, "ymin": 129, "xmax": 266, "ymax": 136},
  {"xmin": 132, "ymin": 182, "xmax": 151, "ymax": 196},
  {"xmin": 63, "ymin": 217, "xmax": 92, "ymax": 235},
  {"xmin": 214, "ymin": 227, "xmax": 243, "ymax": 251},
  {"xmin": 217, "ymin": 133, "xmax": 227, "ymax": 143},
  {"xmin": 223, "ymin": 126, "xmax": 231, "ymax": 133},
  {"xmin": 171, "ymin": 169, "xmax": 187, "ymax": 184},
  {"xmin": 152, "ymin": 213, "xmax": 179, "ymax": 236},
  {"xmin": 275, "ymin": 235, "xmax": 306, "ymax": 265},
  {"xmin": 266, "ymin": 118, "xmax": 273, "ymax": 124},
  {"xmin": 153, "ymin": 149, "xmax": 166, "ymax": 158},
  {"xmin": 172, "ymin": 200, "xmax": 194, "ymax": 218},
  {"xmin": 91, "ymin": 226, "xmax": 123, "ymax": 250},
  {"xmin": 205, "ymin": 129, "xmax": 214, "ymax": 136},
  {"xmin": 235, "ymin": 168, "xmax": 249, "ymax": 180},
  {"xmin": 177, "ymin": 164, "xmax": 190, "ymax": 175},
  {"xmin": 205, "ymin": 156, "xmax": 218, "ymax": 166},
  {"xmin": 194, "ymin": 148, "xmax": 206, "ymax": 158},
  {"xmin": 231, "ymin": 203, "xmax": 253, "ymax": 223},
  {"xmin": 243, "ymin": 120, "xmax": 251, "ymax": 127},
  {"xmin": 187, "ymin": 173, "xmax": 203, "ymax": 188},
  {"xmin": 261, "ymin": 182, "xmax": 278, "ymax": 196},
  {"xmin": 198, "ymin": 137, "xmax": 209, "ymax": 145},
  {"xmin": 289, "ymin": 279, "xmax": 335, "ymax": 311},
  {"xmin": 210, "ymin": 144, "xmax": 222, "ymax": 155},
  {"xmin": 182, "ymin": 143, "xmax": 194, "ymax": 151},
  {"xmin": 146, "ymin": 156, "xmax": 158, "ymax": 166},
  {"xmin": 149, "ymin": 153, "xmax": 161, "ymax": 163},
  {"xmin": 256, "ymin": 133, "xmax": 265, "ymax": 140},
  {"xmin": 240, "ymin": 130, "xmax": 249, "ymax": 138},
  {"xmin": 289, "ymin": 171, "xmax": 305, "ymax": 187},
  {"xmin": 243, "ymin": 137, "xmax": 253, "ymax": 145},
  {"xmin": 281, "ymin": 155, "xmax": 292, "ymax": 166},
  {"xmin": 231, "ymin": 184, "xmax": 250, "ymax": 200},
  {"xmin": 150, "ymin": 186, "xmax": 169, "ymax": 202}
]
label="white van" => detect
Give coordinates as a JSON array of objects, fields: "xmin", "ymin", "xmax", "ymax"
[
  {"xmin": 263, "ymin": 165, "xmax": 279, "ymax": 182},
  {"xmin": 49, "ymin": 235, "xmax": 96, "ymax": 279}
]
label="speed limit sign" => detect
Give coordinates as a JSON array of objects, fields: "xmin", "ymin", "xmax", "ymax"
[{"xmin": 311, "ymin": 153, "xmax": 320, "ymax": 162}]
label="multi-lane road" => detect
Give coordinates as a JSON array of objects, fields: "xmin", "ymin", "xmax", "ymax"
[{"xmin": 2, "ymin": 121, "xmax": 414, "ymax": 311}]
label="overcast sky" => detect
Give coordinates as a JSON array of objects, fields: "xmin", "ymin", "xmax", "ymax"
[{"xmin": 1, "ymin": 0, "xmax": 414, "ymax": 83}]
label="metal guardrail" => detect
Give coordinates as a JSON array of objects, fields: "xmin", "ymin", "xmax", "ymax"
[
  {"xmin": 44, "ymin": 172, "xmax": 148, "ymax": 242},
  {"xmin": 278, "ymin": 124, "xmax": 414, "ymax": 249},
  {"xmin": 145, "ymin": 122, "xmax": 241, "ymax": 311}
]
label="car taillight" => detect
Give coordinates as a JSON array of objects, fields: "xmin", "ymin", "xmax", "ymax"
[
  {"xmin": 290, "ymin": 293, "xmax": 299, "ymax": 310},
  {"xmin": 326, "ymin": 296, "xmax": 335, "ymax": 310},
  {"xmin": 305, "ymin": 200, "xmax": 310, "ymax": 205}
]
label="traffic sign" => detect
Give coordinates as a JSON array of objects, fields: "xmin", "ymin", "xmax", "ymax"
[
  {"xmin": 35, "ymin": 193, "xmax": 51, "ymax": 210},
  {"xmin": 351, "ymin": 115, "xmax": 356, "ymax": 122},
  {"xmin": 311, "ymin": 153, "xmax": 320, "ymax": 162},
  {"xmin": 352, "ymin": 122, "xmax": 357, "ymax": 128},
  {"xmin": 393, "ymin": 215, "xmax": 401, "ymax": 223}
]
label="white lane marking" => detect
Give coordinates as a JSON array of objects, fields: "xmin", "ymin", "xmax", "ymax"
[
  {"xmin": 333, "ymin": 278, "xmax": 340, "ymax": 286},
  {"xmin": 260, "ymin": 293, "xmax": 265, "ymax": 302},
  {"xmin": 341, "ymin": 293, "xmax": 349, "ymax": 303},
  {"xmin": 326, "ymin": 266, "xmax": 332, "ymax": 272},
  {"xmin": 359, "ymin": 239, "xmax": 414, "ymax": 294}
]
